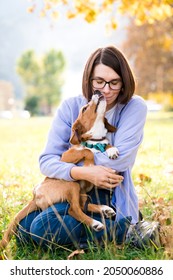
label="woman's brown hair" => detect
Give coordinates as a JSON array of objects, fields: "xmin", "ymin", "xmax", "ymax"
[{"xmin": 82, "ymin": 46, "xmax": 135, "ymax": 104}]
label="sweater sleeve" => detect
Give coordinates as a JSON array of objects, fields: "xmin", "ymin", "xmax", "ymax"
[
  {"xmin": 39, "ymin": 98, "xmax": 79, "ymax": 181},
  {"xmin": 94, "ymin": 96, "xmax": 148, "ymax": 172}
]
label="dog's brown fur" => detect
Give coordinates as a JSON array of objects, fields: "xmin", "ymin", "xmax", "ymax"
[{"xmin": 0, "ymin": 92, "xmax": 118, "ymax": 250}]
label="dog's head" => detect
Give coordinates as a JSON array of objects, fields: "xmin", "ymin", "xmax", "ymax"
[{"xmin": 70, "ymin": 91, "xmax": 116, "ymax": 145}]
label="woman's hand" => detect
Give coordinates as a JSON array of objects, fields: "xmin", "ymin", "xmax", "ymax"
[{"xmin": 70, "ymin": 165, "xmax": 123, "ymax": 189}]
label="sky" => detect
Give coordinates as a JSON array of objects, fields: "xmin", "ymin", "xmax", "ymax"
[{"xmin": 0, "ymin": 0, "xmax": 127, "ymax": 101}]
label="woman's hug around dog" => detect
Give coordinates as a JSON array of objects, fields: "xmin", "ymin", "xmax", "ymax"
[
  {"xmin": 0, "ymin": 46, "xmax": 147, "ymax": 251},
  {"xmin": 0, "ymin": 91, "xmax": 120, "ymax": 250}
]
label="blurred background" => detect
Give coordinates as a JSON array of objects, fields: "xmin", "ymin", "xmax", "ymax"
[
  {"xmin": 0, "ymin": 1, "xmax": 173, "ymax": 259},
  {"xmin": 0, "ymin": 0, "xmax": 173, "ymax": 117}
]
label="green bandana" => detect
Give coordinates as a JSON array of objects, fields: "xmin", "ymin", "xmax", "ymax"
[{"xmin": 81, "ymin": 142, "xmax": 107, "ymax": 152}]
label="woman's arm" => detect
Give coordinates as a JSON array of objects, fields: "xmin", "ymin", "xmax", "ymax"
[
  {"xmin": 94, "ymin": 96, "xmax": 147, "ymax": 172},
  {"xmin": 39, "ymin": 96, "xmax": 85, "ymax": 181},
  {"xmin": 39, "ymin": 96, "xmax": 147, "ymax": 188},
  {"xmin": 70, "ymin": 97, "xmax": 147, "ymax": 190},
  {"xmin": 70, "ymin": 165, "xmax": 124, "ymax": 189},
  {"xmin": 39, "ymin": 95, "xmax": 124, "ymax": 188}
]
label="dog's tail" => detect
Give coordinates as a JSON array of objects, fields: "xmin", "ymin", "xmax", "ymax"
[{"xmin": 0, "ymin": 200, "xmax": 37, "ymax": 250}]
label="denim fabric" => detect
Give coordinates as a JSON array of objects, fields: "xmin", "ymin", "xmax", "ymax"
[{"xmin": 17, "ymin": 189, "xmax": 131, "ymax": 247}]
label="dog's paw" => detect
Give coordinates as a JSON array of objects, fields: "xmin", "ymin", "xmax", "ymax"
[
  {"xmin": 101, "ymin": 205, "xmax": 116, "ymax": 218},
  {"xmin": 107, "ymin": 147, "xmax": 119, "ymax": 159},
  {"xmin": 92, "ymin": 220, "xmax": 105, "ymax": 231}
]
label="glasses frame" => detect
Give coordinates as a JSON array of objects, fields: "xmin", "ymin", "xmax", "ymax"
[{"xmin": 91, "ymin": 77, "xmax": 122, "ymax": 91}]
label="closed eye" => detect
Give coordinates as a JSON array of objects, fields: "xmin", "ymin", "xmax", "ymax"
[{"xmin": 82, "ymin": 105, "xmax": 88, "ymax": 113}]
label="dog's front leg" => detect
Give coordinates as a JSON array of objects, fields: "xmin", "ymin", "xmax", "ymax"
[
  {"xmin": 67, "ymin": 185, "xmax": 104, "ymax": 231},
  {"xmin": 61, "ymin": 146, "xmax": 94, "ymax": 166},
  {"xmin": 80, "ymin": 195, "xmax": 116, "ymax": 218},
  {"xmin": 106, "ymin": 144, "xmax": 119, "ymax": 159}
]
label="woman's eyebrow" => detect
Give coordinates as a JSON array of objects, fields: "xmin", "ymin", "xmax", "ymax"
[{"xmin": 93, "ymin": 76, "xmax": 121, "ymax": 81}]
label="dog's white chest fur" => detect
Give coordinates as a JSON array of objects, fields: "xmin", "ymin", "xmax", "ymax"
[
  {"xmin": 87, "ymin": 117, "xmax": 107, "ymax": 139},
  {"xmin": 83, "ymin": 115, "xmax": 119, "ymax": 158}
]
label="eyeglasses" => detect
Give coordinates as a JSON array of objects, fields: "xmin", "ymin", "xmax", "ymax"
[{"xmin": 91, "ymin": 77, "xmax": 122, "ymax": 90}]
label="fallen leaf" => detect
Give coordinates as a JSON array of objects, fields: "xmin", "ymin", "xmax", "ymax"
[
  {"xmin": 67, "ymin": 249, "xmax": 85, "ymax": 260},
  {"xmin": 139, "ymin": 173, "xmax": 152, "ymax": 182}
]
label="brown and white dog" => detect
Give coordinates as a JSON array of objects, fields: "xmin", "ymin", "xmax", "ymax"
[{"xmin": 0, "ymin": 91, "xmax": 119, "ymax": 250}]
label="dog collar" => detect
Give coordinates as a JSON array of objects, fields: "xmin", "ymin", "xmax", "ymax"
[
  {"xmin": 81, "ymin": 142, "xmax": 107, "ymax": 152},
  {"xmin": 89, "ymin": 137, "xmax": 106, "ymax": 141}
]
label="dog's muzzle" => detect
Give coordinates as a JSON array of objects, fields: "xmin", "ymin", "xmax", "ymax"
[
  {"xmin": 93, "ymin": 90, "xmax": 104, "ymax": 101},
  {"xmin": 92, "ymin": 90, "xmax": 106, "ymax": 112}
]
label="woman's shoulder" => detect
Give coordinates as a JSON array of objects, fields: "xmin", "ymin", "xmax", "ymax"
[
  {"xmin": 118, "ymin": 95, "xmax": 147, "ymax": 120},
  {"xmin": 60, "ymin": 94, "xmax": 87, "ymax": 110},
  {"xmin": 126, "ymin": 95, "xmax": 148, "ymax": 113},
  {"xmin": 130, "ymin": 95, "xmax": 147, "ymax": 106},
  {"xmin": 54, "ymin": 95, "xmax": 87, "ymax": 123}
]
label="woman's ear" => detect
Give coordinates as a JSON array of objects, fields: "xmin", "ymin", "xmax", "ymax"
[{"xmin": 104, "ymin": 117, "xmax": 117, "ymax": 132}]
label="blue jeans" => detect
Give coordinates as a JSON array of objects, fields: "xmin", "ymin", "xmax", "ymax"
[{"xmin": 17, "ymin": 188, "xmax": 131, "ymax": 247}]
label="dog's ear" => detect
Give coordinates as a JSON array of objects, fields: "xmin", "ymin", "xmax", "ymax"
[
  {"xmin": 81, "ymin": 132, "xmax": 92, "ymax": 142},
  {"xmin": 104, "ymin": 117, "xmax": 117, "ymax": 132},
  {"xmin": 70, "ymin": 121, "xmax": 83, "ymax": 145}
]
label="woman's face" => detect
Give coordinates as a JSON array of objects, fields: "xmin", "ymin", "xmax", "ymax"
[{"xmin": 91, "ymin": 64, "xmax": 122, "ymax": 111}]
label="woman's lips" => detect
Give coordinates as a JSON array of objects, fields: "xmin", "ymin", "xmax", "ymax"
[{"xmin": 105, "ymin": 97, "xmax": 112, "ymax": 102}]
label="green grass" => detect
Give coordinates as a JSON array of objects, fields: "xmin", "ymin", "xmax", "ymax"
[{"xmin": 0, "ymin": 112, "xmax": 173, "ymax": 260}]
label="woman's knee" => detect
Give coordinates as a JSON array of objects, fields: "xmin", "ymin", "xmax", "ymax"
[
  {"xmin": 16, "ymin": 210, "xmax": 41, "ymax": 245},
  {"xmin": 30, "ymin": 210, "xmax": 57, "ymax": 245},
  {"xmin": 29, "ymin": 203, "xmax": 70, "ymax": 243},
  {"xmin": 30, "ymin": 209, "xmax": 83, "ymax": 246}
]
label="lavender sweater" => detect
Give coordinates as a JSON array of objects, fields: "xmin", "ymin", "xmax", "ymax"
[{"xmin": 39, "ymin": 94, "xmax": 147, "ymax": 223}]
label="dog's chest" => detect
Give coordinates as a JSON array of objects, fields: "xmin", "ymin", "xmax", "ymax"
[{"xmin": 87, "ymin": 120, "xmax": 107, "ymax": 139}]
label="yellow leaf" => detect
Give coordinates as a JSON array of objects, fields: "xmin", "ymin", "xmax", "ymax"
[
  {"xmin": 66, "ymin": 11, "xmax": 76, "ymax": 19},
  {"xmin": 51, "ymin": 11, "xmax": 59, "ymax": 20},
  {"xmin": 40, "ymin": 10, "xmax": 46, "ymax": 18},
  {"xmin": 84, "ymin": 10, "xmax": 97, "ymax": 23},
  {"xmin": 44, "ymin": 2, "xmax": 52, "ymax": 10},
  {"xmin": 27, "ymin": 6, "xmax": 35, "ymax": 14},
  {"xmin": 110, "ymin": 19, "xmax": 117, "ymax": 29}
]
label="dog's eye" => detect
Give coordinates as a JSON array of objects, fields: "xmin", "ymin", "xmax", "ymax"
[{"xmin": 82, "ymin": 106, "xmax": 88, "ymax": 113}]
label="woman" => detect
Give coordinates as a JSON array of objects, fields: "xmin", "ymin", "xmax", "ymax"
[{"xmin": 18, "ymin": 46, "xmax": 147, "ymax": 248}]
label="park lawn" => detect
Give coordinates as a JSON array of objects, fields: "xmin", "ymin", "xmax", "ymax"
[{"xmin": 0, "ymin": 112, "xmax": 173, "ymax": 260}]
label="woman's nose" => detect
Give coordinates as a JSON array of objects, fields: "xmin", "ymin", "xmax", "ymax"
[{"xmin": 103, "ymin": 83, "xmax": 110, "ymax": 93}]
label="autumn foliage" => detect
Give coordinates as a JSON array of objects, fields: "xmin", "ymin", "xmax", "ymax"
[
  {"xmin": 138, "ymin": 174, "xmax": 173, "ymax": 258},
  {"xmin": 27, "ymin": 0, "xmax": 173, "ymax": 28}
]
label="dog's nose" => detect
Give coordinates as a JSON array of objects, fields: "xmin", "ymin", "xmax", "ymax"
[{"xmin": 94, "ymin": 90, "xmax": 102, "ymax": 96}]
